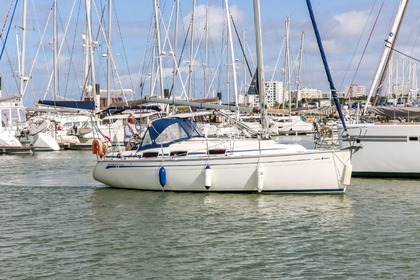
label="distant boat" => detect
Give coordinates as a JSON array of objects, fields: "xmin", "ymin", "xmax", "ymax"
[
  {"xmin": 0, "ymin": 97, "xmax": 33, "ymax": 154},
  {"xmin": 0, "ymin": 96, "xmax": 57, "ymax": 152},
  {"xmin": 92, "ymin": 0, "xmax": 355, "ymax": 193},
  {"xmin": 1, "ymin": 0, "xmax": 59, "ymax": 152}
]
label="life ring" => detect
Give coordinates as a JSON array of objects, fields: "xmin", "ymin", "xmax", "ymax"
[
  {"xmin": 92, "ymin": 139, "xmax": 105, "ymax": 158},
  {"xmin": 320, "ymin": 125, "xmax": 333, "ymax": 138}
]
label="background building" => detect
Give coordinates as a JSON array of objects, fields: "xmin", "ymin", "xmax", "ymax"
[
  {"xmin": 344, "ymin": 84, "xmax": 366, "ymax": 98},
  {"xmin": 298, "ymin": 87, "xmax": 323, "ymax": 99},
  {"xmin": 244, "ymin": 80, "xmax": 283, "ymax": 108},
  {"xmin": 265, "ymin": 81, "xmax": 283, "ymax": 108}
]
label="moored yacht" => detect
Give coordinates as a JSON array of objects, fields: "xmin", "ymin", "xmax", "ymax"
[{"xmin": 94, "ymin": 117, "xmax": 352, "ymax": 193}]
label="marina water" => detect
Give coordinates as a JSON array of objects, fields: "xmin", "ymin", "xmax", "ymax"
[{"xmin": 0, "ymin": 150, "xmax": 419, "ymax": 279}]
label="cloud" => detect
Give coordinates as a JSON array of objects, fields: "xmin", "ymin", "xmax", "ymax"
[{"xmin": 331, "ymin": 11, "xmax": 370, "ymax": 37}]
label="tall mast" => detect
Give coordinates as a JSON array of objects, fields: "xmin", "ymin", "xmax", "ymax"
[
  {"xmin": 281, "ymin": 17, "xmax": 291, "ymax": 110},
  {"xmin": 204, "ymin": 7, "xmax": 208, "ymax": 98},
  {"xmin": 365, "ymin": 0, "xmax": 409, "ymax": 114},
  {"xmin": 82, "ymin": 33, "xmax": 88, "ymax": 97},
  {"xmin": 171, "ymin": 0, "xmax": 179, "ymax": 114},
  {"xmin": 387, "ymin": 58, "xmax": 392, "ymax": 101},
  {"xmin": 84, "ymin": 0, "xmax": 97, "ymax": 110},
  {"xmin": 53, "ymin": 0, "xmax": 58, "ymax": 100},
  {"xmin": 284, "ymin": 17, "xmax": 291, "ymax": 113},
  {"xmin": 226, "ymin": 0, "xmax": 238, "ymax": 107},
  {"xmin": 19, "ymin": 0, "xmax": 28, "ymax": 103},
  {"xmin": 150, "ymin": 32, "xmax": 155, "ymax": 96},
  {"xmin": 106, "ymin": 0, "xmax": 112, "ymax": 107},
  {"xmin": 242, "ymin": 30, "xmax": 247, "ymax": 97},
  {"xmin": 188, "ymin": 0, "xmax": 196, "ymax": 100},
  {"xmin": 153, "ymin": 0, "xmax": 164, "ymax": 99},
  {"xmin": 296, "ymin": 32, "xmax": 304, "ymax": 109},
  {"xmin": 253, "ymin": 0, "xmax": 269, "ymax": 139}
]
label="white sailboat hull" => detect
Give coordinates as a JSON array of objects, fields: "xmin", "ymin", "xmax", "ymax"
[
  {"xmin": 94, "ymin": 143, "xmax": 351, "ymax": 193},
  {"xmin": 0, "ymin": 133, "xmax": 23, "ymax": 147},
  {"xmin": 31, "ymin": 133, "xmax": 60, "ymax": 151},
  {"xmin": 338, "ymin": 123, "xmax": 420, "ymax": 177}
]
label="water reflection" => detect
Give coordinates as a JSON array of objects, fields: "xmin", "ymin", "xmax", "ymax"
[{"xmin": 91, "ymin": 189, "xmax": 355, "ymax": 232}]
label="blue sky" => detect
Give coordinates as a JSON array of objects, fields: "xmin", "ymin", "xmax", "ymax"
[{"xmin": 1, "ymin": 0, "xmax": 420, "ymax": 107}]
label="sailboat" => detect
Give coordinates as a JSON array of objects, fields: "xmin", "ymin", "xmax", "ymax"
[
  {"xmin": 337, "ymin": 0, "xmax": 420, "ymax": 177},
  {"xmin": 92, "ymin": 0, "xmax": 354, "ymax": 193},
  {"xmin": 1, "ymin": 0, "xmax": 59, "ymax": 152},
  {"xmin": 0, "ymin": 93, "xmax": 33, "ymax": 154}
]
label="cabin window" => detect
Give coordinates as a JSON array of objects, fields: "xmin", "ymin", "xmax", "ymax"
[
  {"xmin": 170, "ymin": 151, "xmax": 188, "ymax": 156},
  {"xmin": 408, "ymin": 136, "xmax": 418, "ymax": 141},
  {"xmin": 208, "ymin": 148, "xmax": 226, "ymax": 155},
  {"xmin": 142, "ymin": 151, "xmax": 159, "ymax": 158}
]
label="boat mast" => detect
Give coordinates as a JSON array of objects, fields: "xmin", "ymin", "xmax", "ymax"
[
  {"xmin": 296, "ymin": 32, "xmax": 304, "ymax": 109},
  {"xmin": 19, "ymin": 0, "xmax": 28, "ymax": 103},
  {"xmin": 242, "ymin": 30, "xmax": 247, "ymax": 97},
  {"xmin": 153, "ymin": 0, "xmax": 164, "ymax": 99},
  {"xmin": 387, "ymin": 57, "xmax": 393, "ymax": 102},
  {"xmin": 204, "ymin": 7, "xmax": 208, "ymax": 98},
  {"xmin": 364, "ymin": 0, "xmax": 409, "ymax": 114},
  {"xmin": 106, "ymin": 0, "xmax": 112, "ymax": 107},
  {"xmin": 225, "ymin": 0, "xmax": 239, "ymax": 110},
  {"xmin": 253, "ymin": 0, "xmax": 269, "ymax": 139},
  {"xmin": 82, "ymin": 33, "xmax": 88, "ymax": 98},
  {"xmin": 53, "ymin": 0, "xmax": 58, "ymax": 101},
  {"xmin": 305, "ymin": 0, "xmax": 348, "ymax": 134},
  {"xmin": 171, "ymin": 0, "xmax": 179, "ymax": 114},
  {"xmin": 188, "ymin": 0, "xmax": 196, "ymax": 100},
  {"xmin": 84, "ymin": 0, "xmax": 98, "ymax": 111},
  {"xmin": 281, "ymin": 17, "xmax": 289, "ymax": 110},
  {"xmin": 285, "ymin": 17, "xmax": 292, "ymax": 113}
]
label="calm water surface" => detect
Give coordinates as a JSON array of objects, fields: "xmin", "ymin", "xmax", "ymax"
[{"xmin": 0, "ymin": 151, "xmax": 419, "ymax": 279}]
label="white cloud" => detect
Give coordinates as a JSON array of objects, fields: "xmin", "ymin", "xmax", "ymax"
[{"xmin": 331, "ymin": 11, "xmax": 369, "ymax": 37}]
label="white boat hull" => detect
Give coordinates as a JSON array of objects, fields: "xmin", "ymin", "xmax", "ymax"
[
  {"xmin": 338, "ymin": 123, "xmax": 420, "ymax": 177},
  {"xmin": 94, "ymin": 148, "xmax": 351, "ymax": 193},
  {"xmin": 0, "ymin": 132, "xmax": 23, "ymax": 147},
  {"xmin": 31, "ymin": 133, "xmax": 60, "ymax": 151}
]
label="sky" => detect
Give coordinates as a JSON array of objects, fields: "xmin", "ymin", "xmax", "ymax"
[{"xmin": 1, "ymin": 0, "xmax": 420, "ymax": 107}]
